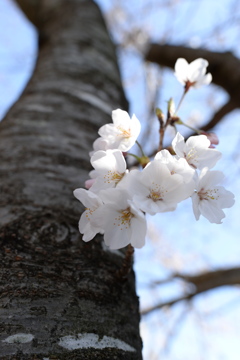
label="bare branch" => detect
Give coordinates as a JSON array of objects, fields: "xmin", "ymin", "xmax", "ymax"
[
  {"xmin": 15, "ymin": 0, "xmax": 64, "ymax": 29},
  {"xmin": 177, "ymin": 267, "xmax": 240, "ymax": 293},
  {"xmin": 141, "ymin": 294, "xmax": 193, "ymax": 315},
  {"xmin": 141, "ymin": 267, "xmax": 240, "ymax": 315},
  {"xmin": 200, "ymin": 99, "xmax": 237, "ymax": 132}
]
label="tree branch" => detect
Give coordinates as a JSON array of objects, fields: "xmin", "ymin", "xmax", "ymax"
[
  {"xmin": 141, "ymin": 267, "xmax": 240, "ymax": 315},
  {"xmin": 200, "ymin": 99, "xmax": 237, "ymax": 131},
  {"xmin": 15, "ymin": 0, "xmax": 64, "ymax": 30}
]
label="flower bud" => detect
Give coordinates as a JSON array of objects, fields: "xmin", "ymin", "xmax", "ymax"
[
  {"xmin": 139, "ymin": 155, "xmax": 150, "ymax": 168},
  {"xmin": 201, "ymin": 131, "xmax": 219, "ymax": 148},
  {"xmin": 155, "ymin": 108, "xmax": 165, "ymax": 125},
  {"xmin": 167, "ymin": 98, "xmax": 175, "ymax": 118},
  {"xmin": 85, "ymin": 178, "xmax": 95, "ymax": 189}
]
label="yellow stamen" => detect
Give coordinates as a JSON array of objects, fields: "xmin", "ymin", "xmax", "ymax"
[
  {"xmin": 113, "ymin": 207, "xmax": 134, "ymax": 230},
  {"xmin": 149, "ymin": 191, "xmax": 163, "ymax": 202},
  {"xmin": 198, "ymin": 188, "xmax": 219, "ymax": 201},
  {"xmin": 117, "ymin": 126, "xmax": 131, "ymax": 138},
  {"xmin": 104, "ymin": 170, "xmax": 124, "ymax": 184},
  {"xmin": 147, "ymin": 182, "xmax": 167, "ymax": 202}
]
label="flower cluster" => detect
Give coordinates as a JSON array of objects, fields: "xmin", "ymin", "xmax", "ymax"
[{"xmin": 74, "ymin": 58, "xmax": 234, "ymax": 250}]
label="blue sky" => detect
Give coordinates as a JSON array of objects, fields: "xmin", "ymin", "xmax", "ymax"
[{"xmin": 1, "ymin": 1, "xmax": 240, "ymax": 359}]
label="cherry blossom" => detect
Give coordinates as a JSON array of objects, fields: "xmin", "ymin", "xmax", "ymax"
[
  {"xmin": 129, "ymin": 160, "xmax": 191, "ymax": 215},
  {"xmin": 90, "ymin": 137, "xmax": 110, "ymax": 156},
  {"xmin": 98, "ymin": 109, "xmax": 141, "ymax": 152},
  {"xmin": 94, "ymin": 189, "xmax": 146, "ymax": 249},
  {"xmin": 191, "ymin": 168, "xmax": 235, "ymax": 224},
  {"xmin": 174, "ymin": 58, "xmax": 212, "ymax": 90},
  {"xmin": 172, "ymin": 132, "xmax": 221, "ymax": 170},
  {"xmin": 73, "ymin": 189, "xmax": 104, "ymax": 241},
  {"xmin": 74, "ymin": 58, "xmax": 235, "ymax": 250},
  {"xmin": 154, "ymin": 149, "xmax": 195, "ymax": 196},
  {"xmin": 90, "ymin": 149, "xmax": 128, "ymax": 192}
]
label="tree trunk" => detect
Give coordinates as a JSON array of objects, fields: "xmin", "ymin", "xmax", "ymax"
[{"xmin": 0, "ymin": 1, "xmax": 142, "ymax": 358}]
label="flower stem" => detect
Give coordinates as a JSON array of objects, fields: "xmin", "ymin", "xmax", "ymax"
[
  {"xmin": 175, "ymin": 89, "xmax": 187, "ymax": 115},
  {"xmin": 180, "ymin": 121, "xmax": 202, "ymax": 134},
  {"xmin": 136, "ymin": 140, "xmax": 146, "ymax": 157},
  {"xmin": 127, "ymin": 152, "xmax": 141, "ymax": 162}
]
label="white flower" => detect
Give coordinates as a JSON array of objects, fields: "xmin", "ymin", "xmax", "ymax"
[
  {"xmin": 90, "ymin": 149, "xmax": 128, "ymax": 192},
  {"xmin": 90, "ymin": 137, "xmax": 110, "ymax": 157},
  {"xmin": 172, "ymin": 132, "xmax": 221, "ymax": 170},
  {"xmin": 129, "ymin": 160, "xmax": 191, "ymax": 215},
  {"xmin": 155, "ymin": 149, "xmax": 195, "ymax": 189},
  {"xmin": 73, "ymin": 188, "xmax": 103, "ymax": 241},
  {"xmin": 98, "ymin": 109, "xmax": 141, "ymax": 152},
  {"xmin": 174, "ymin": 58, "xmax": 212, "ymax": 89},
  {"xmin": 94, "ymin": 188, "xmax": 146, "ymax": 249},
  {"xmin": 191, "ymin": 168, "xmax": 235, "ymax": 224}
]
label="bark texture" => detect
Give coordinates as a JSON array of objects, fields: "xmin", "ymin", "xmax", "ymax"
[{"xmin": 0, "ymin": 1, "xmax": 142, "ymax": 359}]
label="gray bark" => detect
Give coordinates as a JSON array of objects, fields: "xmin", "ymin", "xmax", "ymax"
[{"xmin": 0, "ymin": 1, "xmax": 142, "ymax": 358}]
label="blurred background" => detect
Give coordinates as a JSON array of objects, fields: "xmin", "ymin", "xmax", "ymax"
[{"xmin": 1, "ymin": 0, "xmax": 240, "ymax": 359}]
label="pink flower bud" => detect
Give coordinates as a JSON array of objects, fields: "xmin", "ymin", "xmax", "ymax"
[
  {"xmin": 85, "ymin": 178, "xmax": 95, "ymax": 189},
  {"xmin": 201, "ymin": 131, "xmax": 219, "ymax": 148}
]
